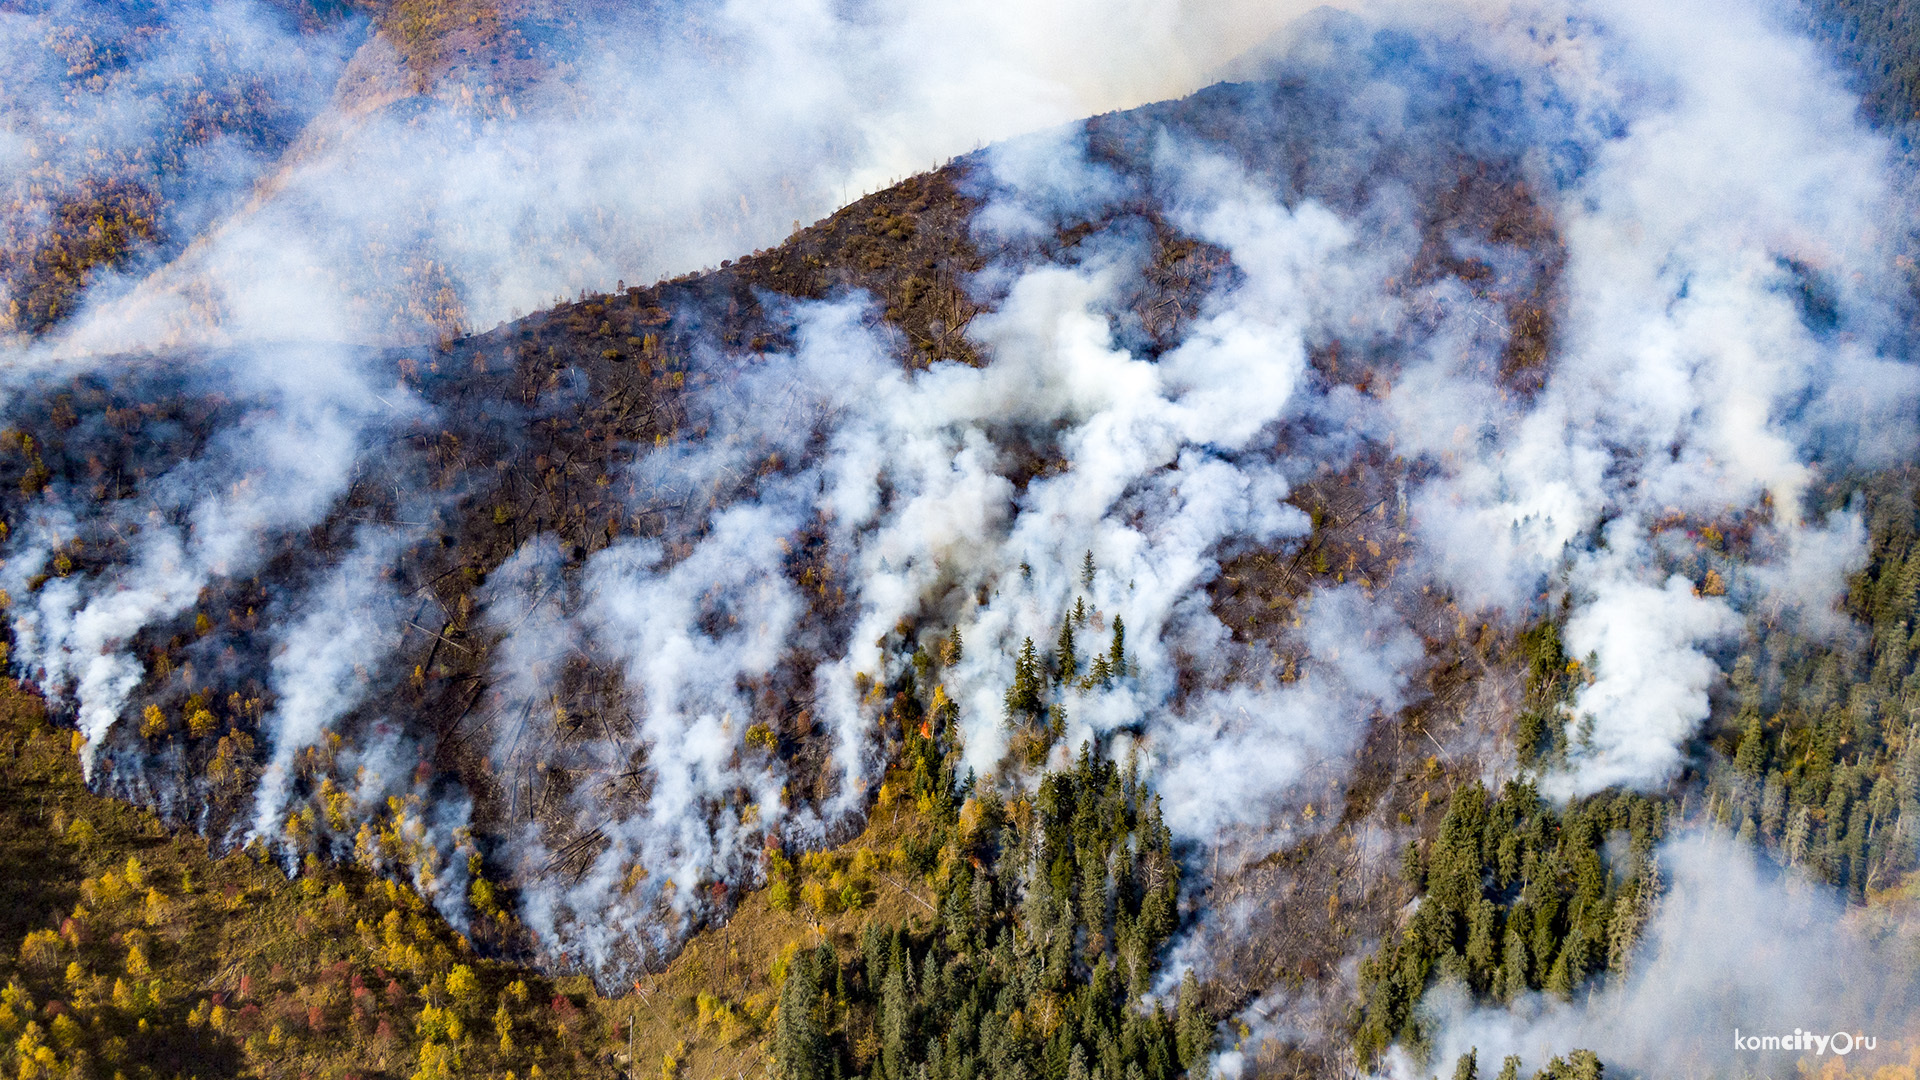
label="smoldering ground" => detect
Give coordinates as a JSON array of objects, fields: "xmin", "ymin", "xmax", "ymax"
[
  {"xmin": 1187, "ymin": 0, "xmax": 1920, "ymax": 1067},
  {"xmin": 0, "ymin": 0, "xmax": 1915, "ymax": 1057}
]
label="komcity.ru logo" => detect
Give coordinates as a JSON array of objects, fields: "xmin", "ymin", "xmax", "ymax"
[{"xmin": 1733, "ymin": 1030, "xmax": 1877, "ymax": 1055}]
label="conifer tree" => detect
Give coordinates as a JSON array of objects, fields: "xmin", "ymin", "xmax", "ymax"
[
  {"xmin": 1175, "ymin": 972, "xmax": 1212, "ymax": 1071},
  {"xmin": 775, "ymin": 953, "xmax": 828, "ymax": 1080},
  {"xmin": 1067, "ymin": 1044, "xmax": 1091, "ymax": 1080},
  {"xmin": 1006, "ymin": 637, "xmax": 1044, "ymax": 721},
  {"xmin": 1567, "ymin": 1049, "xmax": 1604, "ymax": 1080},
  {"xmin": 1465, "ymin": 899, "xmax": 1498, "ymax": 986},
  {"xmin": 1545, "ymin": 949, "xmax": 1573, "ymax": 999},
  {"xmin": 1056, "ymin": 618, "xmax": 1078, "ymax": 683},
  {"xmin": 880, "ymin": 953, "xmax": 908, "ymax": 1080},
  {"xmin": 1497, "ymin": 922, "xmax": 1528, "ymax": 999}
]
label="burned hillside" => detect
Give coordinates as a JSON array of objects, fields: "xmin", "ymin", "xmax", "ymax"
[
  {"xmin": 3, "ymin": 5, "xmax": 1920, "ymax": 1079},
  {"xmin": 0, "ymin": 67, "xmax": 1583, "ymax": 980}
]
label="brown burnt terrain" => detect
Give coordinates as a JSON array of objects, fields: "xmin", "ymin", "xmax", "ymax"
[
  {"xmin": 0, "ymin": 72, "xmax": 1573, "ymax": 1078},
  {"xmin": 1409, "ymin": 163, "xmax": 1565, "ymax": 398},
  {"xmin": 2, "ymin": 3, "xmax": 1919, "ymax": 1075}
]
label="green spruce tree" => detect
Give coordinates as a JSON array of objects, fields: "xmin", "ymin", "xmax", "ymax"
[
  {"xmin": 774, "ymin": 952, "xmax": 828, "ymax": 1080},
  {"xmin": 1175, "ymin": 971, "xmax": 1213, "ymax": 1071},
  {"xmin": 1057, "ymin": 618, "xmax": 1078, "ymax": 683},
  {"xmin": 1006, "ymin": 637, "xmax": 1044, "ymax": 721}
]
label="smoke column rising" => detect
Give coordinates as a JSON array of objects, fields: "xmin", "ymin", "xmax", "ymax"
[
  {"xmin": 0, "ymin": 0, "xmax": 1916, "ymax": 1032},
  {"xmin": 1362, "ymin": 0, "xmax": 1920, "ymax": 795}
]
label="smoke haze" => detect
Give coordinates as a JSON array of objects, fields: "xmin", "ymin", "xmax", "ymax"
[
  {"xmin": 1, "ymin": 0, "xmax": 1919, "ymax": 1071},
  {"xmin": 1391, "ymin": 833, "xmax": 1920, "ymax": 1078}
]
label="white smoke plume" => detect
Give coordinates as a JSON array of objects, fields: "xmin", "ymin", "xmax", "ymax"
[
  {"xmin": 0, "ymin": 344, "xmax": 419, "ymax": 776},
  {"xmin": 1360, "ymin": 0, "xmax": 1920, "ymax": 796},
  {"xmin": 247, "ymin": 526, "xmax": 409, "ymax": 845},
  {"xmin": 1154, "ymin": 586, "xmax": 1422, "ymax": 847},
  {"xmin": 1550, "ymin": 534, "xmax": 1744, "ymax": 794},
  {"xmin": 27, "ymin": 0, "xmax": 1335, "ymax": 355},
  {"xmin": 469, "ymin": 120, "xmax": 1449, "ymax": 967},
  {"xmin": 1391, "ymin": 832, "xmax": 1920, "ymax": 1079},
  {"xmin": 0, "ymin": 0, "xmax": 1916, "ymax": 1008}
]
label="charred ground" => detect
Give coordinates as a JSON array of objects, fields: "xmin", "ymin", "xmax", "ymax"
[{"xmin": 0, "ymin": 65, "xmax": 1604, "ymax": 1080}]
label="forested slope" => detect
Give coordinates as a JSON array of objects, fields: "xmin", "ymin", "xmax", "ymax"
[{"xmin": 3, "ymin": 3, "xmax": 1920, "ymax": 1080}]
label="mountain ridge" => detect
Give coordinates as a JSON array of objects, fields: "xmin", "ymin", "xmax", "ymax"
[{"xmin": 5, "ymin": 4, "xmax": 1920, "ymax": 1079}]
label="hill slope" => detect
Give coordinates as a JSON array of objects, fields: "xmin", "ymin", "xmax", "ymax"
[{"xmin": 5, "ymin": 4, "xmax": 1920, "ymax": 1080}]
